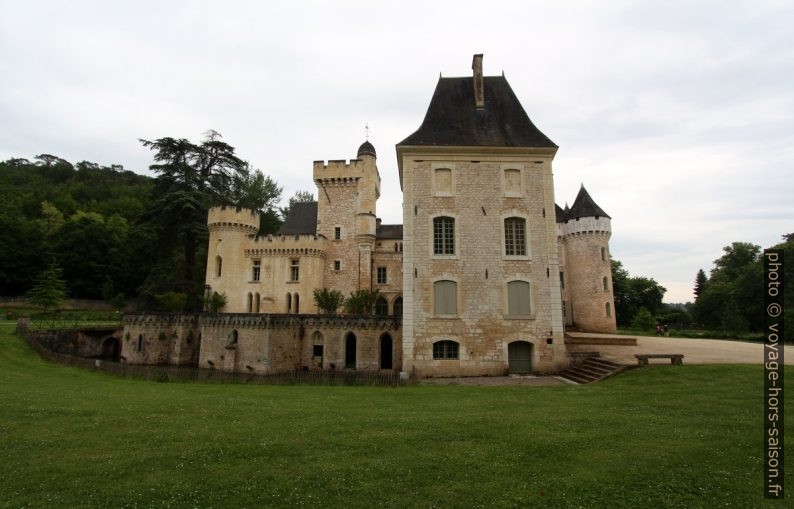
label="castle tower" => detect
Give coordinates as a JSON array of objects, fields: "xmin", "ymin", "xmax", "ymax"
[
  {"xmin": 313, "ymin": 141, "xmax": 381, "ymax": 297},
  {"xmin": 558, "ymin": 185, "xmax": 616, "ymax": 333},
  {"xmin": 205, "ymin": 206, "xmax": 261, "ymax": 312},
  {"xmin": 396, "ymin": 54, "xmax": 566, "ymax": 376}
]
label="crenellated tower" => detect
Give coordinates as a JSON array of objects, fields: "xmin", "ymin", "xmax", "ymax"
[
  {"xmin": 205, "ymin": 206, "xmax": 260, "ymax": 311},
  {"xmin": 313, "ymin": 141, "xmax": 381, "ymax": 297},
  {"xmin": 557, "ymin": 185, "xmax": 616, "ymax": 333}
]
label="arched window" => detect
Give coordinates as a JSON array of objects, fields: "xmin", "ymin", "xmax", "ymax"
[
  {"xmin": 433, "ymin": 340, "xmax": 459, "ymax": 360},
  {"xmin": 504, "ymin": 217, "xmax": 526, "ymax": 256},
  {"xmin": 603, "ymin": 276, "xmax": 609, "ymax": 291},
  {"xmin": 230, "ymin": 329, "xmax": 238, "ymax": 345},
  {"xmin": 254, "ymin": 293, "xmax": 260, "ymax": 313},
  {"xmin": 375, "ymin": 297, "xmax": 389, "ymax": 316},
  {"xmin": 137, "ymin": 334, "xmax": 143, "ymax": 352},
  {"xmin": 507, "ymin": 280, "xmax": 531, "ymax": 316},
  {"xmin": 433, "ymin": 217, "xmax": 455, "ymax": 255},
  {"xmin": 434, "ymin": 280, "xmax": 457, "ymax": 315},
  {"xmin": 601, "ymin": 247, "xmax": 607, "ymax": 261},
  {"xmin": 215, "ymin": 256, "xmax": 222, "ymax": 277},
  {"xmin": 246, "ymin": 292, "xmax": 253, "ymax": 313},
  {"xmin": 286, "ymin": 293, "xmax": 291, "ymax": 313},
  {"xmin": 606, "ymin": 302, "xmax": 612, "ymax": 317},
  {"xmin": 294, "ymin": 293, "xmax": 300, "ymax": 314},
  {"xmin": 393, "ymin": 297, "xmax": 403, "ymax": 319}
]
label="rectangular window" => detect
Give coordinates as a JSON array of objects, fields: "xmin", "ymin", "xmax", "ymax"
[
  {"xmin": 333, "ymin": 260, "xmax": 341, "ymax": 271},
  {"xmin": 290, "ymin": 259, "xmax": 299, "ymax": 282},
  {"xmin": 252, "ymin": 260, "xmax": 261, "ymax": 282},
  {"xmin": 434, "ymin": 280, "xmax": 457, "ymax": 315},
  {"xmin": 559, "ymin": 271, "xmax": 565, "ymax": 289},
  {"xmin": 507, "ymin": 280, "xmax": 531, "ymax": 316},
  {"xmin": 433, "ymin": 341, "xmax": 459, "ymax": 360},
  {"xmin": 334, "ymin": 227, "xmax": 341, "ymax": 240},
  {"xmin": 562, "ymin": 299, "xmax": 566, "ymax": 317},
  {"xmin": 433, "ymin": 217, "xmax": 455, "ymax": 255},
  {"xmin": 504, "ymin": 218, "xmax": 526, "ymax": 256},
  {"xmin": 377, "ymin": 267, "xmax": 387, "ymax": 284}
]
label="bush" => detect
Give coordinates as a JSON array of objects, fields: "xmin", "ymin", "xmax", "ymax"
[
  {"xmin": 343, "ymin": 289, "xmax": 380, "ymax": 315},
  {"xmin": 155, "ymin": 292, "xmax": 187, "ymax": 312},
  {"xmin": 313, "ymin": 288, "xmax": 344, "ymax": 315}
]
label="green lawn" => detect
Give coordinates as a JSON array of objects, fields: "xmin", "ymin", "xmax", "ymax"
[{"xmin": 0, "ymin": 321, "xmax": 790, "ymax": 508}]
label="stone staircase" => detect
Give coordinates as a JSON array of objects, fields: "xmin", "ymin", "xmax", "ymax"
[{"xmin": 558, "ymin": 356, "xmax": 627, "ymax": 384}]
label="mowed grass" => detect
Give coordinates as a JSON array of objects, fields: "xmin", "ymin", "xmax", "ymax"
[{"xmin": 0, "ymin": 322, "xmax": 791, "ymax": 508}]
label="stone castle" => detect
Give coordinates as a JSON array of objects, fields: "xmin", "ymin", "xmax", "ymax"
[{"xmin": 121, "ymin": 55, "xmax": 616, "ymax": 377}]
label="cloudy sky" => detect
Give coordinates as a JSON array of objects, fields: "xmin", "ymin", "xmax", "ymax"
[{"xmin": 1, "ymin": 0, "xmax": 792, "ymax": 302}]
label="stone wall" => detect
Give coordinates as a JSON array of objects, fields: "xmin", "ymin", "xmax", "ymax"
[
  {"xmin": 121, "ymin": 314, "xmax": 200, "ymax": 365},
  {"xmin": 399, "ymin": 148, "xmax": 567, "ymax": 377}
]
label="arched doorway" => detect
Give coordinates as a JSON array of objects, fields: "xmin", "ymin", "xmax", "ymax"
[
  {"xmin": 100, "ymin": 337, "xmax": 121, "ymax": 361},
  {"xmin": 379, "ymin": 333, "xmax": 393, "ymax": 370},
  {"xmin": 508, "ymin": 341, "xmax": 533, "ymax": 374},
  {"xmin": 344, "ymin": 332, "xmax": 356, "ymax": 369}
]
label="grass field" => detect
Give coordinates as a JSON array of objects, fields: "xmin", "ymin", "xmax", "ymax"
[{"xmin": 0, "ymin": 321, "xmax": 790, "ymax": 508}]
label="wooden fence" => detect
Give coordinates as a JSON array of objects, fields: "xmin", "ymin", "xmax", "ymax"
[{"xmin": 18, "ymin": 323, "xmax": 415, "ymax": 387}]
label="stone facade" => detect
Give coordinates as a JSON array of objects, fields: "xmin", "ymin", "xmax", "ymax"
[{"xmin": 122, "ymin": 54, "xmax": 617, "ymax": 377}]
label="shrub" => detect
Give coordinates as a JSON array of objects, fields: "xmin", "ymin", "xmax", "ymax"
[
  {"xmin": 313, "ymin": 288, "xmax": 344, "ymax": 315},
  {"xmin": 631, "ymin": 307, "xmax": 655, "ymax": 331}
]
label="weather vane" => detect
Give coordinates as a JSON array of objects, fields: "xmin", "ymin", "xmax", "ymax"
[{"xmin": 365, "ymin": 124, "xmax": 370, "ymax": 141}]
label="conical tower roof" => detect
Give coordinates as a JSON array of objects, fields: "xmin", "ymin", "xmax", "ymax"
[{"xmin": 567, "ymin": 185, "xmax": 610, "ymax": 219}]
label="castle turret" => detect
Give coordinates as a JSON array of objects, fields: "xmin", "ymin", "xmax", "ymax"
[
  {"xmin": 313, "ymin": 141, "xmax": 381, "ymax": 295},
  {"xmin": 205, "ymin": 206, "xmax": 260, "ymax": 311},
  {"xmin": 557, "ymin": 185, "xmax": 616, "ymax": 333}
]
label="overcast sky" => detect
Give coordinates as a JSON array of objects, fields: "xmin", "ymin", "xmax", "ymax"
[{"xmin": 1, "ymin": 0, "xmax": 792, "ymax": 302}]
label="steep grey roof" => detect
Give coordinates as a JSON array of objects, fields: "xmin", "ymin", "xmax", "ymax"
[
  {"xmin": 376, "ymin": 223, "xmax": 403, "ymax": 239},
  {"xmin": 398, "ymin": 76, "xmax": 556, "ymax": 148},
  {"xmin": 555, "ymin": 204, "xmax": 566, "ymax": 223},
  {"xmin": 277, "ymin": 201, "xmax": 318, "ymax": 235},
  {"xmin": 357, "ymin": 140, "xmax": 376, "ymax": 158},
  {"xmin": 567, "ymin": 185, "xmax": 610, "ymax": 220}
]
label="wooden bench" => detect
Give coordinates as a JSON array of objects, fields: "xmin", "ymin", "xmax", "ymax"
[{"xmin": 635, "ymin": 354, "xmax": 684, "ymax": 366}]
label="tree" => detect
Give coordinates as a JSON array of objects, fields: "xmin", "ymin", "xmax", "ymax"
[
  {"xmin": 343, "ymin": 289, "xmax": 380, "ymax": 315},
  {"xmin": 313, "ymin": 288, "xmax": 344, "ymax": 315},
  {"xmin": 231, "ymin": 165, "xmax": 282, "ymax": 212},
  {"xmin": 693, "ymin": 269, "xmax": 707, "ymax": 299},
  {"xmin": 611, "ymin": 259, "xmax": 667, "ymax": 327},
  {"xmin": 279, "ymin": 190, "xmax": 314, "ymax": 220},
  {"xmin": 204, "ymin": 291, "xmax": 227, "ymax": 312},
  {"xmin": 27, "ymin": 263, "xmax": 68, "ymax": 314},
  {"xmin": 139, "ymin": 132, "xmax": 248, "ymax": 310},
  {"xmin": 693, "ymin": 242, "xmax": 763, "ymax": 332},
  {"xmin": 631, "ymin": 307, "xmax": 655, "ymax": 331}
]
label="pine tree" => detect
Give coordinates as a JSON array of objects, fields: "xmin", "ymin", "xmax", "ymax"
[
  {"xmin": 27, "ymin": 263, "xmax": 68, "ymax": 314},
  {"xmin": 693, "ymin": 269, "xmax": 708, "ymax": 299}
]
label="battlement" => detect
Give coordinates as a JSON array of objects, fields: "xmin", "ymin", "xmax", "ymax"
[
  {"xmin": 312, "ymin": 158, "xmax": 372, "ymax": 179},
  {"xmin": 246, "ymin": 233, "xmax": 327, "ymax": 256},
  {"xmin": 207, "ymin": 206, "xmax": 260, "ymax": 232},
  {"xmin": 558, "ymin": 216, "xmax": 612, "ymax": 238}
]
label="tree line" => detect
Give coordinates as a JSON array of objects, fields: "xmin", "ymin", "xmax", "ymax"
[{"xmin": 0, "ymin": 132, "xmax": 313, "ymax": 310}]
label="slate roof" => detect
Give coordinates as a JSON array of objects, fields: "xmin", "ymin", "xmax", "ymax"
[
  {"xmin": 277, "ymin": 201, "xmax": 318, "ymax": 235},
  {"xmin": 376, "ymin": 223, "xmax": 403, "ymax": 239},
  {"xmin": 398, "ymin": 76, "xmax": 557, "ymax": 148},
  {"xmin": 555, "ymin": 204, "xmax": 566, "ymax": 223},
  {"xmin": 357, "ymin": 140, "xmax": 377, "ymax": 158},
  {"xmin": 567, "ymin": 185, "xmax": 610, "ymax": 219}
]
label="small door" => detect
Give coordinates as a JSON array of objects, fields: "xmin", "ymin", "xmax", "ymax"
[
  {"xmin": 380, "ymin": 333, "xmax": 393, "ymax": 370},
  {"xmin": 508, "ymin": 341, "xmax": 532, "ymax": 374}
]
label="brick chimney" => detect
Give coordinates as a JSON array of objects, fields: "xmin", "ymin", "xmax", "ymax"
[{"xmin": 472, "ymin": 54, "xmax": 484, "ymax": 108}]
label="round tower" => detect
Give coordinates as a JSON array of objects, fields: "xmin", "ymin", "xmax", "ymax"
[
  {"xmin": 205, "ymin": 206, "xmax": 260, "ymax": 311},
  {"xmin": 559, "ymin": 186, "xmax": 616, "ymax": 333}
]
